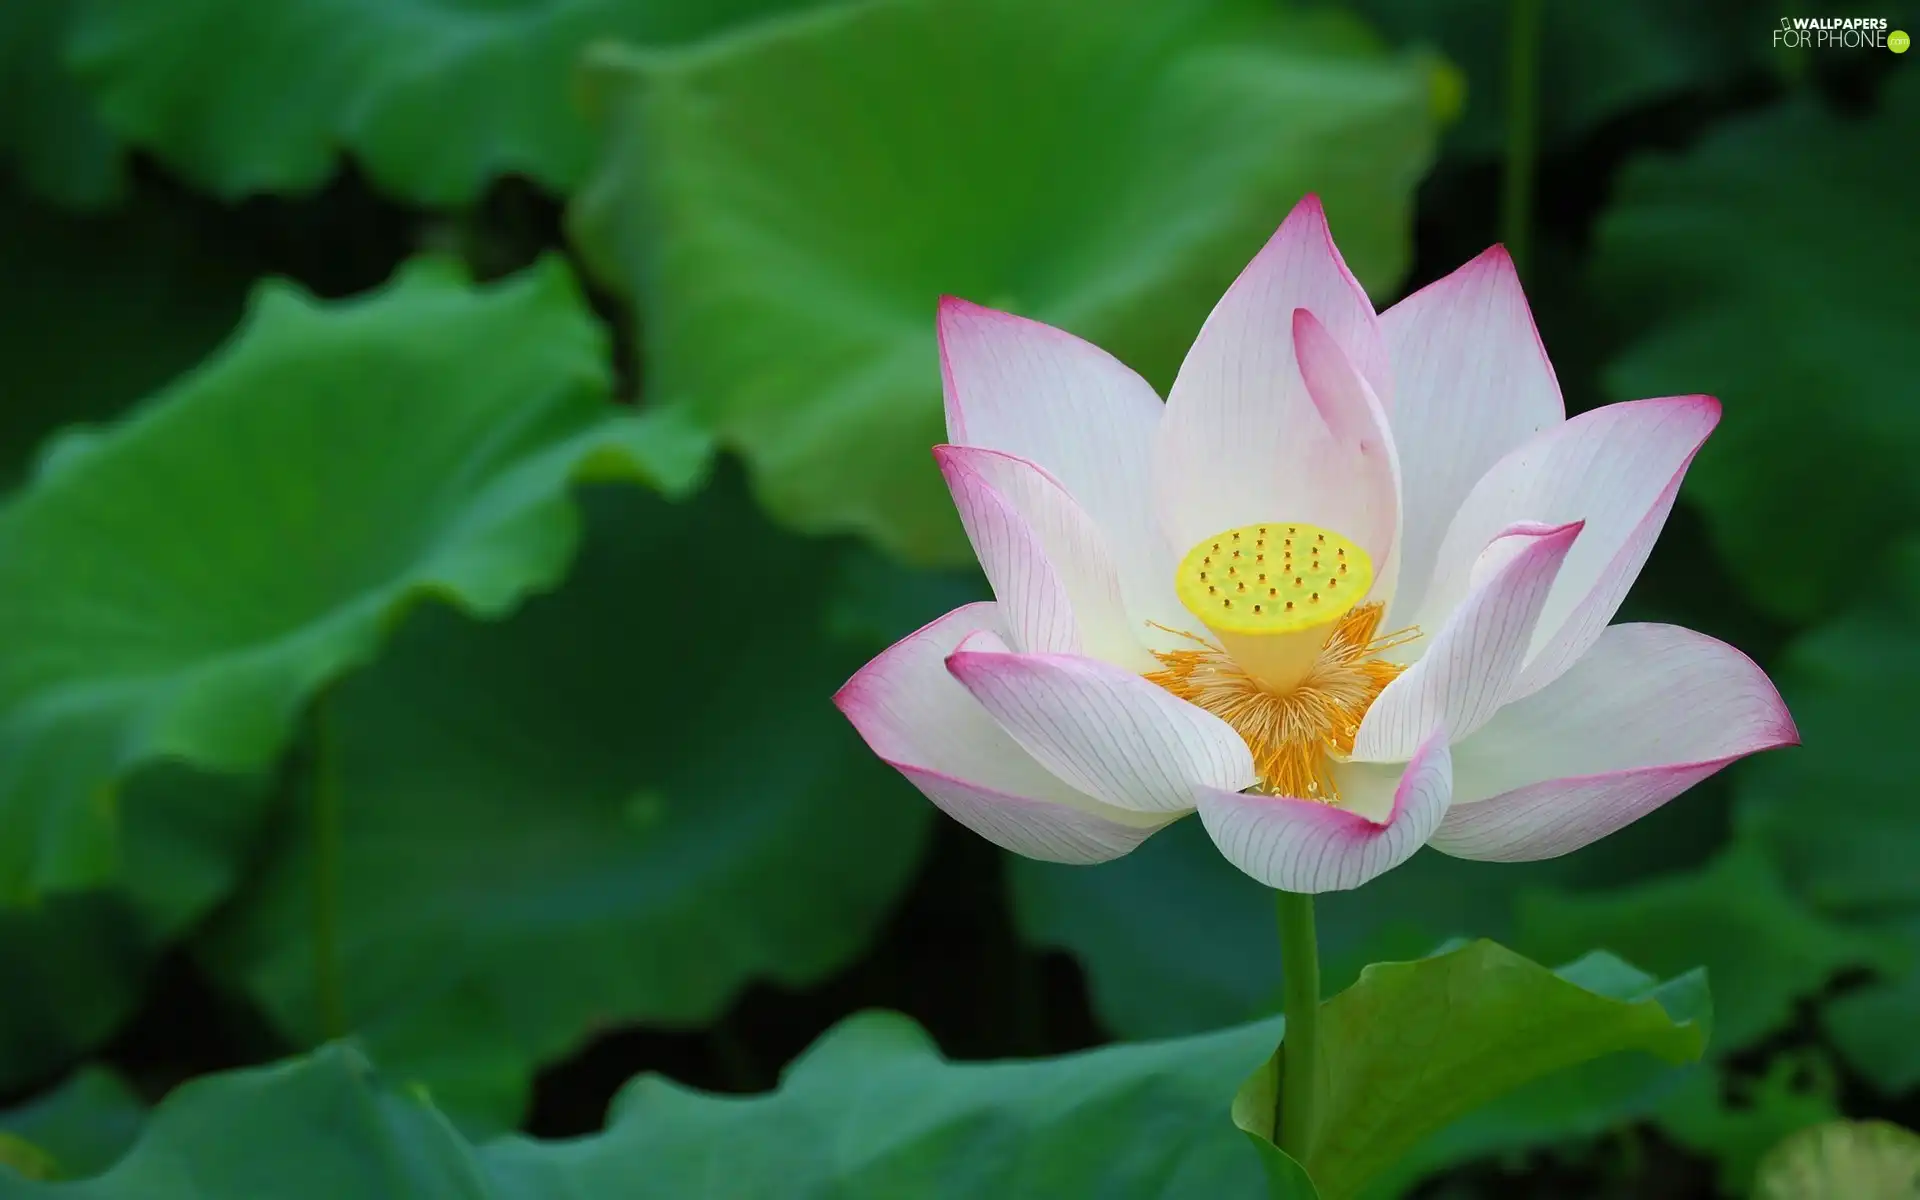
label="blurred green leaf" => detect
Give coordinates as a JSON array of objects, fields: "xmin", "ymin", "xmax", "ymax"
[
  {"xmin": 1595, "ymin": 71, "xmax": 1920, "ymax": 622},
  {"xmin": 1369, "ymin": 1057, "xmax": 1697, "ymax": 1197},
  {"xmin": 68, "ymin": 0, "xmax": 822, "ymax": 203},
  {"xmin": 200, "ymin": 481, "xmax": 931, "ymax": 1130},
  {"xmin": 1234, "ymin": 942, "xmax": 1708, "ymax": 1200},
  {"xmin": 0, "ymin": 1046, "xmax": 477, "ymax": 1197},
  {"xmin": 1655, "ymin": 1053, "xmax": 1840, "ymax": 1197},
  {"xmin": 0, "ymin": 1137, "xmax": 54, "ymax": 1182},
  {"xmin": 1823, "ymin": 968, "xmax": 1920, "ymax": 1097},
  {"xmin": 0, "ymin": 766, "xmax": 258, "ymax": 1092},
  {"xmin": 0, "ymin": 0, "xmax": 121, "ymax": 208},
  {"xmin": 0, "ymin": 187, "xmax": 248, "ymax": 488},
  {"xmin": 1251, "ymin": 1145, "xmax": 1324, "ymax": 1199},
  {"xmin": 0, "ymin": 1016, "xmax": 1316, "ymax": 1197},
  {"xmin": 823, "ymin": 544, "xmax": 987, "ymax": 651},
  {"xmin": 1011, "ymin": 790, "xmax": 1726, "ymax": 1041},
  {"xmin": 584, "ymin": 1011, "xmax": 1309, "ymax": 1198},
  {"xmin": 0, "ymin": 256, "xmax": 709, "ymax": 902},
  {"xmin": 1737, "ymin": 539, "xmax": 1920, "ymax": 914},
  {"xmin": 1343, "ymin": 0, "xmax": 1763, "ymax": 157},
  {"xmin": 1736, "ymin": 539, "xmax": 1920, "ymax": 1096},
  {"xmin": 1366, "ymin": 940, "xmax": 1745, "ymax": 1193},
  {"xmin": 571, "ymin": 0, "xmax": 1443, "ymax": 563},
  {"xmin": 1011, "ymin": 819, "xmax": 1284, "ymax": 1038},
  {"xmin": 0, "ymin": 1068, "xmax": 144, "ymax": 1181},
  {"xmin": 1516, "ymin": 843, "xmax": 1902, "ymax": 1054},
  {"xmin": 1751, "ymin": 1119, "xmax": 1920, "ymax": 1200}
]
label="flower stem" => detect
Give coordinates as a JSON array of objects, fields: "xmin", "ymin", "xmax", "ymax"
[
  {"xmin": 1275, "ymin": 889, "xmax": 1321, "ymax": 1158},
  {"xmin": 1501, "ymin": 0, "xmax": 1542, "ymax": 277},
  {"xmin": 310, "ymin": 689, "xmax": 347, "ymax": 1040}
]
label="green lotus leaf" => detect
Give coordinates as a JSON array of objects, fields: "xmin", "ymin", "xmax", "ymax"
[
  {"xmin": 1234, "ymin": 941, "xmax": 1708, "ymax": 1200},
  {"xmin": 570, "ymin": 0, "xmax": 1444, "ymax": 562},
  {"xmin": 199, "ymin": 481, "xmax": 931, "ymax": 1130},
  {"xmin": 68, "ymin": 0, "xmax": 823, "ymax": 203},
  {"xmin": 0, "ymin": 1068, "xmax": 144, "ymax": 1181},
  {"xmin": 1517, "ymin": 843, "xmax": 1904, "ymax": 1053},
  {"xmin": 0, "ymin": 1015, "xmax": 1317, "ymax": 1197},
  {"xmin": 0, "ymin": 765, "xmax": 258, "ymax": 1092},
  {"xmin": 0, "ymin": 255, "xmax": 708, "ymax": 901}
]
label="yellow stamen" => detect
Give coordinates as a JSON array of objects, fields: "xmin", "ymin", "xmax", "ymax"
[
  {"xmin": 1171, "ymin": 522, "xmax": 1376, "ymax": 694},
  {"xmin": 1146, "ymin": 603, "xmax": 1416, "ymax": 802}
]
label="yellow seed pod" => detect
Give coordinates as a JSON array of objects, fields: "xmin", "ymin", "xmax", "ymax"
[{"xmin": 1173, "ymin": 522, "xmax": 1373, "ymax": 693}]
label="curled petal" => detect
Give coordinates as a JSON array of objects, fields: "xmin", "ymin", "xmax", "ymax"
[
  {"xmin": 1431, "ymin": 623, "xmax": 1798, "ymax": 861},
  {"xmin": 898, "ymin": 768, "xmax": 1168, "ymax": 865},
  {"xmin": 1380, "ymin": 246, "xmax": 1563, "ymax": 620},
  {"xmin": 835, "ymin": 603, "xmax": 1170, "ymax": 863},
  {"xmin": 947, "ymin": 630, "xmax": 1256, "ymax": 813},
  {"xmin": 1353, "ymin": 521, "xmax": 1583, "ymax": 763},
  {"xmin": 1413, "ymin": 395, "xmax": 1721, "ymax": 697},
  {"xmin": 938, "ymin": 297, "xmax": 1173, "ymax": 627},
  {"xmin": 1195, "ymin": 730, "xmax": 1452, "ymax": 893},
  {"xmin": 939, "ymin": 454, "xmax": 1076, "ymax": 655},
  {"xmin": 935, "ymin": 445, "xmax": 1154, "ymax": 670},
  {"xmin": 1155, "ymin": 194, "xmax": 1392, "ymax": 554},
  {"xmin": 1291, "ymin": 307, "xmax": 1403, "ymax": 601}
]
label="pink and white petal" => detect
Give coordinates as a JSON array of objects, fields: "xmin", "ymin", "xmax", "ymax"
[
  {"xmin": 1155, "ymin": 195, "xmax": 1393, "ymax": 554},
  {"xmin": 938, "ymin": 297, "xmax": 1174, "ymax": 628},
  {"xmin": 1430, "ymin": 623, "xmax": 1798, "ymax": 862},
  {"xmin": 1412, "ymin": 396, "xmax": 1720, "ymax": 695},
  {"xmin": 1195, "ymin": 730, "xmax": 1452, "ymax": 893},
  {"xmin": 1507, "ymin": 446, "xmax": 1693, "ymax": 699},
  {"xmin": 1379, "ymin": 247, "xmax": 1563, "ymax": 621},
  {"xmin": 1352, "ymin": 521, "xmax": 1583, "ymax": 763},
  {"xmin": 940, "ymin": 455, "xmax": 1077, "ymax": 656},
  {"xmin": 897, "ymin": 766, "xmax": 1169, "ymax": 864},
  {"xmin": 935, "ymin": 445, "xmax": 1155, "ymax": 672},
  {"xmin": 835, "ymin": 603, "xmax": 1169, "ymax": 864},
  {"xmin": 946, "ymin": 630, "xmax": 1256, "ymax": 813},
  {"xmin": 1293, "ymin": 307, "xmax": 1403, "ymax": 602}
]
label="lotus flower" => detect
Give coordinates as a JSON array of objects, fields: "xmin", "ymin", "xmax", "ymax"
[{"xmin": 834, "ymin": 195, "xmax": 1797, "ymax": 893}]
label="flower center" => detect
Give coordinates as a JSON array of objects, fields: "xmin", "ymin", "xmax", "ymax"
[
  {"xmin": 1150, "ymin": 522, "xmax": 1413, "ymax": 802},
  {"xmin": 1170, "ymin": 522, "xmax": 1375, "ymax": 694}
]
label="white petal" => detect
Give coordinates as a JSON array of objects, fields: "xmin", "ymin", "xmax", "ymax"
[
  {"xmin": 1194, "ymin": 731, "xmax": 1452, "ymax": 894},
  {"xmin": 1411, "ymin": 396, "xmax": 1720, "ymax": 698},
  {"xmin": 1291, "ymin": 307, "xmax": 1403, "ymax": 602},
  {"xmin": 946, "ymin": 630, "xmax": 1256, "ymax": 813},
  {"xmin": 938, "ymin": 297, "xmax": 1176, "ymax": 638},
  {"xmin": 1353, "ymin": 521, "xmax": 1583, "ymax": 762},
  {"xmin": 1379, "ymin": 247, "xmax": 1563, "ymax": 621},
  {"xmin": 1430, "ymin": 623, "xmax": 1799, "ymax": 861},
  {"xmin": 835, "ymin": 603, "xmax": 1170, "ymax": 863},
  {"xmin": 935, "ymin": 445, "xmax": 1154, "ymax": 671},
  {"xmin": 1154, "ymin": 195, "xmax": 1392, "ymax": 555}
]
